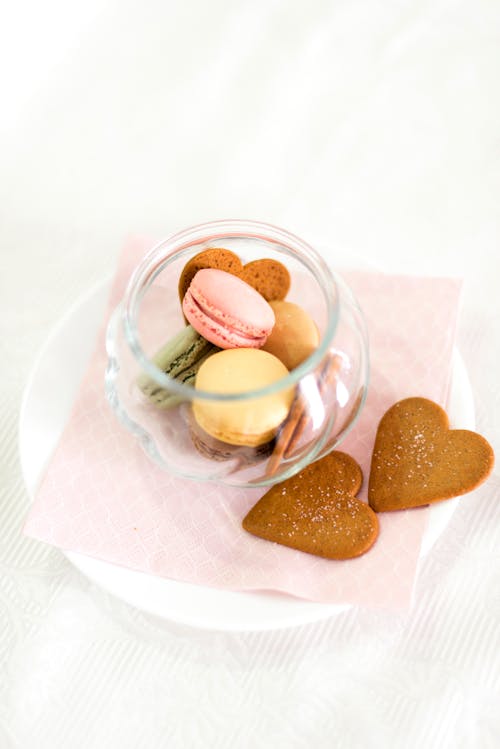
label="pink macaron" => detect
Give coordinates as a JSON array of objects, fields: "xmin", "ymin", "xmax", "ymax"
[{"xmin": 182, "ymin": 268, "xmax": 275, "ymax": 349}]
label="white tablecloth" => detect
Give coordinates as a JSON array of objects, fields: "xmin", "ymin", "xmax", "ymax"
[{"xmin": 2, "ymin": 2, "xmax": 499, "ymax": 747}]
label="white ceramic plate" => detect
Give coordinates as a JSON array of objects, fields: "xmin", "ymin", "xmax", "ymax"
[{"xmin": 19, "ymin": 279, "xmax": 474, "ymax": 631}]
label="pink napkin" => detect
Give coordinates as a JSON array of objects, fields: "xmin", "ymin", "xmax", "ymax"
[{"xmin": 24, "ymin": 238, "xmax": 462, "ymax": 610}]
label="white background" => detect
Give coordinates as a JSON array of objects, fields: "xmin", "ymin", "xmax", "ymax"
[{"xmin": 1, "ymin": 1, "xmax": 500, "ymax": 747}]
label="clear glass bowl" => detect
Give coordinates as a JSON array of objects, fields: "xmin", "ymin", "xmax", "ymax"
[{"xmin": 105, "ymin": 220, "xmax": 369, "ymax": 487}]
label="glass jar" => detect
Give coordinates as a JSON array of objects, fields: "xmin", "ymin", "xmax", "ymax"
[{"xmin": 105, "ymin": 220, "xmax": 369, "ymax": 487}]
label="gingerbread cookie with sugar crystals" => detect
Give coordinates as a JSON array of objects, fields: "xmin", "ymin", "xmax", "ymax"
[
  {"xmin": 243, "ymin": 451, "xmax": 379, "ymax": 559},
  {"xmin": 368, "ymin": 397, "xmax": 494, "ymax": 512}
]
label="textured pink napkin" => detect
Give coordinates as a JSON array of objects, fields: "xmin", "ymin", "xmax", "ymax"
[{"xmin": 24, "ymin": 238, "xmax": 462, "ymax": 610}]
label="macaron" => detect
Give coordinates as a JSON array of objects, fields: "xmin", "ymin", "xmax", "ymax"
[
  {"xmin": 261, "ymin": 300, "xmax": 319, "ymax": 370},
  {"xmin": 136, "ymin": 325, "xmax": 219, "ymax": 408},
  {"xmin": 193, "ymin": 348, "xmax": 294, "ymax": 446},
  {"xmin": 183, "ymin": 268, "xmax": 275, "ymax": 349}
]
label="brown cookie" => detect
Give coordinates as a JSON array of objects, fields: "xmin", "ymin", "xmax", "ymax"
[
  {"xmin": 266, "ymin": 353, "xmax": 342, "ymax": 476},
  {"xmin": 188, "ymin": 410, "xmax": 275, "ymax": 463},
  {"xmin": 178, "ymin": 248, "xmax": 243, "ymax": 302},
  {"xmin": 240, "ymin": 258, "xmax": 290, "ymax": 301},
  {"xmin": 368, "ymin": 397, "xmax": 495, "ymax": 512},
  {"xmin": 243, "ymin": 451, "xmax": 379, "ymax": 559}
]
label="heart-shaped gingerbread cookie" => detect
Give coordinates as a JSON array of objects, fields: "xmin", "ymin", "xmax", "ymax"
[
  {"xmin": 243, "ymin": 451, "xmax": 379, "ymax": 559},
  {"xmin": 178, "ymin": 248, "xmax": 290, "ymax": 304},
  {"xmin": 368, "ymin": 397, "xmax": 494, "ymax": 512}
]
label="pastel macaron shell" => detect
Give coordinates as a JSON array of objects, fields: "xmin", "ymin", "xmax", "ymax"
[
  {"xmin": 193, "ymin": 348, "xmax": 294, "ymax": 446},
  {"xmin": 182, "ymin": 268, "xmax": 275, "ymax": 349},
  {"xmin": 262, "ymin": 300, "xmax": 320, "ymax": 370}
]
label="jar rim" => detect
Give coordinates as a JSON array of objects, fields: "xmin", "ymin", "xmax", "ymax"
[{"xmin": 119, "ymin": 219, "xmax": 340, "ymax": 402}]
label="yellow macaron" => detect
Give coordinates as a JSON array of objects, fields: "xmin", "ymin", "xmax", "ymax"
[
  {"xmin": 261, "ymin": 300, "xmax": 320, "ymax": 371},
  {"xmin": 193, "ymin": 348, "xmax": 293, "ymax": 446}
]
